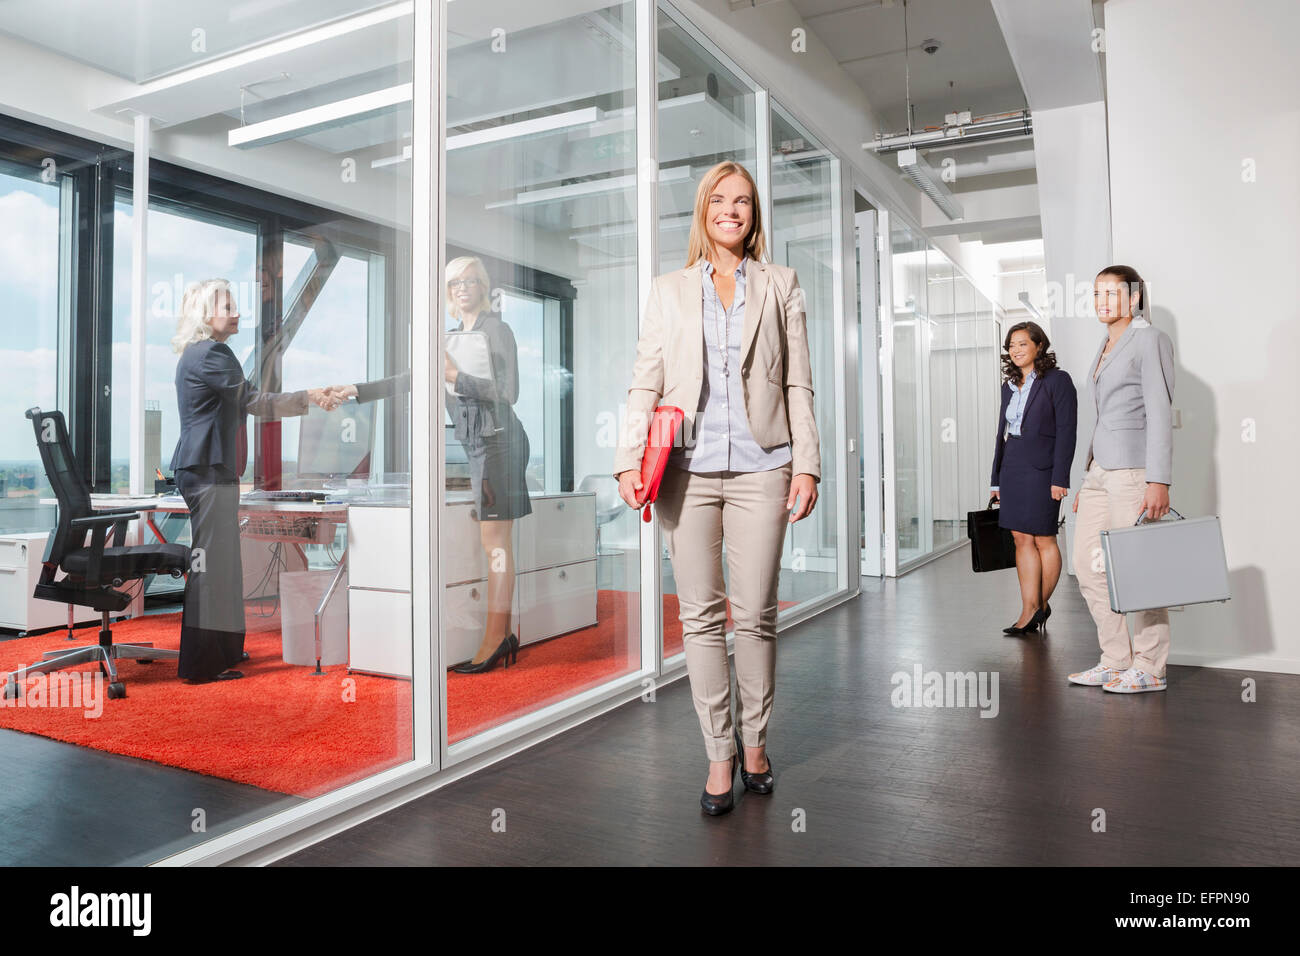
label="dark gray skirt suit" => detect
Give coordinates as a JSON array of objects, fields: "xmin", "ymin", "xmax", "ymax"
[{"xmin": 355, "ymin": 311, "xmax": 531, "ymax": 522}]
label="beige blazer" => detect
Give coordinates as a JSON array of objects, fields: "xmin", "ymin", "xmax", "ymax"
[{"xmin": 612, "ymin": 258, "xmax": 821, "ymax": 481}]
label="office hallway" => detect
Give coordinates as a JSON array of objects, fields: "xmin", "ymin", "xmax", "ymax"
[{"xmin": 279, "ymin": 548, "xmax": 1300, "ymax": 866}]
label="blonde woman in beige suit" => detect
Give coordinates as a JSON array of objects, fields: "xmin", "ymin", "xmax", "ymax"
[{"xmin": 613, "ymin": 161, "xmax": 821, "ymax": 816}]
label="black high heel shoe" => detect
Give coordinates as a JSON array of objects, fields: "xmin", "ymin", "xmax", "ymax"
[
  {"xmin": 734, "ymin": 727, "xmax": 774, "ymax": 794},
  {"xmin": 1003, "ymin": 611, "xmax": 1042, "ymax": 635},
  {"xmin": 452, "ymin": 633, "xmax": 517, "ymax": 674},
  {"xmin": 700, "ymin": 752, "xmax": 738, "ymax": 816}
]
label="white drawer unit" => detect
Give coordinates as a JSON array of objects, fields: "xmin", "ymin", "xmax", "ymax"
[
  {"xmin": 347, "ymin": 504, "xmax": 414, "ymax": 678},
  {"xmin": 444, "ymin": 578, "xmax": 520, "ymax": 667},
  {"xmin": 0, "ymin": 533, "xmax": 99, "ymax": 635},
  {"xmin": 347, "ymin": 587, "xmax": 412, "ymax": 679},
  {"xmin": 517, "ymin": 559, "xmax": 597, "ymax": 645},
  {"xmin": 443, "ymin": 500, "xmax": 499, "ymax": 584},
  {"xmin": 347, "ymin": 493, "xmax": 599, "ymax": 671},
  {"xmin": 517, "ymin": 495, "xmax": 596, "ymax": 571},
  {"xmin": 347, "ymin": 504, "xmax": 412, "ymax": 591}
]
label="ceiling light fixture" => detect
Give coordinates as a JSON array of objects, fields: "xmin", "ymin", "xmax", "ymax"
[{"xmin": 229, "ymin": 83, "xmax": 411, "ymax": 148}]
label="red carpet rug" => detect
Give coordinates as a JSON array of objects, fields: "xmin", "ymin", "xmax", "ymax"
[{"xmin": 0, "ymin": 590, "xmax": 790, "ymax": 796}]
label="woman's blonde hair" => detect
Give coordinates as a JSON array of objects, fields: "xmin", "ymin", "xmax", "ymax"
[
  {"xmin": 171, "ymin": 278, "xmax": 233, "ymax": 354},
  {"xmin": 684, "ymin": 161, "xmax": 767, "ymax": 268},
  {"xmin": 445, "ymin": 256, "xmax": 492, "ymax": 319}
]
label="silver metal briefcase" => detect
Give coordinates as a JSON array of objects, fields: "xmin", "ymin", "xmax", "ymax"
[{"xmin": 1098, "ymin": 507, "xmax": 1230, "ymax": 613}]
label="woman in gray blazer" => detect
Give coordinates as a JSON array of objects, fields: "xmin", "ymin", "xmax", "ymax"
[
  {"xmin": 613, "ymin": 161, "xmax": 820, "ymax": 815},
  {"xmin": 1068, "ymin": 265, "xmax": 1176, "ymax": 693}
]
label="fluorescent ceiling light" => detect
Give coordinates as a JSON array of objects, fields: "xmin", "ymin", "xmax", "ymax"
[
  {"xmin": 1018, "ymin": 292, "xmax": 1044, "ymax": 320},
  {"xmin": 484, "ymin": 165, "xmax": 691, "ymax": 210},
  {"xmin": 229, "ymin": 83, "xmax": 411, "ymax": 148},
  {"xmin": 897, "ymin": 148, "xmax": 963, "ymax": 221},
  {"xmin": 447, "ymin": 107, "xmax": 604, "ymax": 151},
  {"xmin": 371, "ymin": 145, "xmax": 413, "ymax": 168}
]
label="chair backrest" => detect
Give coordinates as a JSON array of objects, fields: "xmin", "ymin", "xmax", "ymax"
[
  {"xmin": 576, "ymin": 473, "xmax": 623, "ymax": 522},
  {"xmin": 26, "ymin": 407, "xmax": 92, "ymax": 563}
]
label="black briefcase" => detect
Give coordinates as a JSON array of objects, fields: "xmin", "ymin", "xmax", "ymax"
[{"xmin": 967, "ymin": 495, "xmax": 1016, "ymax": 572}]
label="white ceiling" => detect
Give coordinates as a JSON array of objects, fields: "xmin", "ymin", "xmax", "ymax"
[
  {"xmin": 0, "ymin": 0, "xmax": 395, "ymax": 83},
  {"xmin": 789, "ymin": 0, "xmax": 1027, "ymax": 133}
]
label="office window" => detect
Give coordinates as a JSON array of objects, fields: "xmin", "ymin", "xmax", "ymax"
[
  {"xmin": 0, "ymin": 165, "xmax": 62, "ymax": 533},
  {"xmin": 110, "ymin": 195, "xmax": 260, "ymax": 490}
]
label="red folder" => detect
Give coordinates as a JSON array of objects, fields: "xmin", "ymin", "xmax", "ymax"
[{"xmin": 636, "ymin": 405, "xmax": 685, "ymax": 522}]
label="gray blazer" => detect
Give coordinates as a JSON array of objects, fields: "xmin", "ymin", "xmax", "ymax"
[{"xmin": 1084, "ymin": 321, "xmax": 1175, "ymax": 485}]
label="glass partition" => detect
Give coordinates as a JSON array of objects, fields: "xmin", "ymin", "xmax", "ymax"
[
  {"xmin": 656, "ymin": 3, "xmax": 758, "ymax": 274},
  {"xmin": 927, "ymin": 252, "xmax": 958, "ymax": 549},
  {"xmin": 655, "ymin": 2, "xmax": 759, "ymax": 663},
  {"xmin": 884, "ymin": 224, "xmax": 1001, "ymax": 572},
  {"xmin": 0, "ymin": 2, "xmax": 416, "ymax": 865},
  {"xmin": 890, "ymin": 221, "xmax": 927, "ymax": 565},
  {"xmin": 769, "ymin": 102, "xmax": 841, "ymax": 610},
  {"xmin": 442, "ymin": 0, "xmax": 641, "ymax": 741}
]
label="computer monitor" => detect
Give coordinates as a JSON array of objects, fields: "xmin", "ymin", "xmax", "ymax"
[{"xmin": 295, "ymin": 400, "xmax": 377, "ymax": 484}]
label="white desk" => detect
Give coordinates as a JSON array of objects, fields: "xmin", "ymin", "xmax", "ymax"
[{"xmin": 46, "ymin": 494, "xmax": 352, "ymax": 669}]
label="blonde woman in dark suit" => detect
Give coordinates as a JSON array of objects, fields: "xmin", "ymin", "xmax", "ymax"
[{"xmin": 613, "ymin": 161, "xmax": 821, "ymax": 815}]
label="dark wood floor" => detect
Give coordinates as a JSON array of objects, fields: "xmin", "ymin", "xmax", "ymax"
[
  {"xmin": 0, "ymin": 729, "xmax": 297, "ymax": 866},
  {"xmin": 279, "ymin": 548, "xmax": 1300, "ymax": 866}
]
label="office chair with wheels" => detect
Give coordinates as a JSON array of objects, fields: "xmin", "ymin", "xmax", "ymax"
[{"xmin": 2, "ymin": 408, "xmax": 191, "ymax": 701}]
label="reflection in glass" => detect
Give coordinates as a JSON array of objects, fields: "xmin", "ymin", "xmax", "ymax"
[{"xmin": 443, "ymin": 0, "xmax": 640, "ymax": 740}]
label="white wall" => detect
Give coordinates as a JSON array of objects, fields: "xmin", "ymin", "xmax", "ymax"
[
  {"xmin": 1030, "ymin": 98, "xmax": 1112, "ymax": 575},
  {"xmin": 1105, "ymin": 0, "xmax": 1300, "ymax": 672}
]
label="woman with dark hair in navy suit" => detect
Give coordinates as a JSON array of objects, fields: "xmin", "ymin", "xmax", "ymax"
[{"xmin": 990, "ymin": 321, "xmax": 1077, "ymax": 635}]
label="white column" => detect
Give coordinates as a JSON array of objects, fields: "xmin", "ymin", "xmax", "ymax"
[
  {"xmin": 414, "ymin": 0, "xmax": 438, "ymax": 766},
  {"xmin": 635, "ymin": 0, "xmax": 659, "ymax": 670},
  {"xmin": 128, "ymin": 113, "xmax": 150, "ymax": 497}
]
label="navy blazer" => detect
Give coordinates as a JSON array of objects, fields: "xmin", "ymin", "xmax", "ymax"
[
  {"xmin": 990, "ymin": 367, "xmax": 1078, "ymax": 489},
  {"xmin": 169, "ymin": 339, "xmax": 309, "ymax": 474}
]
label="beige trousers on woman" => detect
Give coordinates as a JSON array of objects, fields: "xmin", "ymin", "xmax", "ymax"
[
  {"xmin": 656, "ymin": 460, "xmax": 793, "ymax": 762},
  {"xmin": 1072, "ymin": 463, "xmax": 1172, "ymax": 677}
]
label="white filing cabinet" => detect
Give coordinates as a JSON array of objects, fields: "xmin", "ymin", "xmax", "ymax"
[
  {"xmin": 444, "ymin": 492, "xmax": 597, "ymax": 666},
  {"xmin": 346, "ymin": 494, "xmax": 598, "ymax": 675},
  {"xmin": 347, "ymin": 504, "xmax": 412, "ymax": 678},
  {"xmin": 0, "ymin": 533, "xmax": 99, "ymax": 635}
]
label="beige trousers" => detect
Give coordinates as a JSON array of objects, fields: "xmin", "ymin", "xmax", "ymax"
[
  {"xmin": 1072, "ymin": 463, "xmax": 1172, "ymax": 677},
  {"xmin": 656, "ymin": 460, "xmax": 792, "ymax": 762}
]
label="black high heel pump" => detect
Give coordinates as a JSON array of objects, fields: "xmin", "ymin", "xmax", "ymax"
[
  {"xmin": 700, "ymin": 752, "xmax": 738, "ymax": 815},
  {"xmin": 734, "ymin": 727, "xmax": 774, "ymax": 794},
  {"xmin": 452, "ymin": 632, "xmax": 519, "ymax": 674}
]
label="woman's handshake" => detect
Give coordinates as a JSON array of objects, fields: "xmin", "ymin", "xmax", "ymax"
[{"xmin": 306, "ymin": 383, "xmax": 360, "ymax": 412}]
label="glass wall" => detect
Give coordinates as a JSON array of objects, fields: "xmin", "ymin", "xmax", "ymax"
[
  {"xmin": 0, "ymin": 3, "xmax": 415, "ymax": 865},
  {"xmin": 442, "ymin": 0, "xmax": 642, "ymax": 740},
  {"xmin": 0, "ymin": 0, "xmax": 962, "ymax": 864},
  {"xmin": 886, "ymin": 217, "xmax": 1001, "ymax": 572},
  {"xmin": 890, "ymin": 221, "xmax": 928, "ymax": 564},
  {"xmin": 769, "ymin": 102, "xmax": 841, "ymax": 608},
  {"xmin": 656, "ymin": 3, "xmax": 757, "ymax": 273}
]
